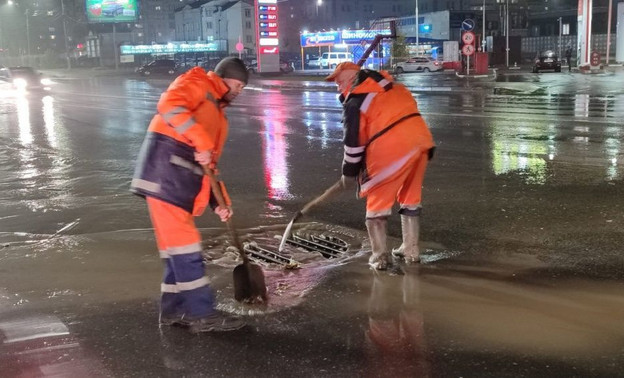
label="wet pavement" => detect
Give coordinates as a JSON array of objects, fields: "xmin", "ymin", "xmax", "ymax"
[{"xmin": 1, "ymin": 69, "xmax": 624, "ymax": 377}]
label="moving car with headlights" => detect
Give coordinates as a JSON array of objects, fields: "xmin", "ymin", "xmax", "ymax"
[
  {"xmin": 393, "ymin": 57, "xmax": 443, "ymax": 73},
  {"xmin": 136, "ymin": 59, "xmax": 178, "ymax": 76},
  {"xmin": 532, "ymin": 50, "xmax": 561, "ymax": 73},
  {"xmin": 0, "ymin": 66, "xmax": 53, "ymax": 92}
]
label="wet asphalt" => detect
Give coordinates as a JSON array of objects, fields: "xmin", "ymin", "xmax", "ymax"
[{"xmin": 0, "ymin": 68, "xmax": 624, "ymax": 377}]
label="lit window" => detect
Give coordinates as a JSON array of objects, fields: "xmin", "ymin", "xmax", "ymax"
[
  {"xmin": 563, "ymin": 23, "xmax": 570, "ymax": 35},
  {"xmin": 155, "ymin": 6, "xmax": 161, "ymax": 11}
]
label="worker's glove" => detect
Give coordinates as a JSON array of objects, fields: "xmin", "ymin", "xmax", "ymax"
[
  {"xmin": 340, "ymin": 175, "xmax": 357, "ymax": 190},
  {"xmin": 194, "ymin": 150, "xmax": 212, "ymax": 166},
  {"xmin": 215, "ymin": 206, "xmax": 233, "ymax": 222}
]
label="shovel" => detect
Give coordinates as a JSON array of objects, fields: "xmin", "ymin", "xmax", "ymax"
[
  {"xmin": 203, "ymin": 165, "xmax": 267, "ymax": 303},
  {"xmin": 278, "ymin": 180, "xmax": 344, "ymax": 252}
]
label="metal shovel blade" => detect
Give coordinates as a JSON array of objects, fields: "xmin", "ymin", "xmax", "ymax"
[{"xmin": 233, "ymin": 261, "xmax": 267, "ymax": 303}]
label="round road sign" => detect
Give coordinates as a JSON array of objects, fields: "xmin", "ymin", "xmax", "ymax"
[
  {"xmin": 590, "ymin": 51, "xmax": 600, "ymax": 66},
  {"xmin": 236, "ymin": 42, "xmax": 244, "ymax": 52},
  {"xmin": 461, "ymin": 19, "xmax": 475, "ymax": 32},
  {"xmin": 462, "ymin": 31, "xmax": 476, "ymax": 45},
  {"xmin": 462, "ymin": 44, "xmax": 475, "ymax": 56}
]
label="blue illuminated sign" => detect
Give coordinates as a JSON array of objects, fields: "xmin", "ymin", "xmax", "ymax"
[{"xmin": 300, "ymin": 31, "xmax": 341, "ymax": 47}]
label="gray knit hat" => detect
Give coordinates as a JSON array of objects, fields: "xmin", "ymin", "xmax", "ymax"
[{"xmin": 214, "ymin": 57, "xmax": 249, "ymax": 85}]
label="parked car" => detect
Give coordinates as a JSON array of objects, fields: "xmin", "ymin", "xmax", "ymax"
[
  {"xmin": 279, "ymin": 60, "xmax": 294, "ymax": 73},
  {"xmin": 393, "ymin": 57, "xmax": 443, "ymax": 73},
  {"xmin": 136, "ymin": 59, "xmax": 177, "ymax": 76},
  {"xmin": 245, "ymin": 59, "xmax": 258, "ymax": 74},
  {"xmin": 101, "ymin": 0, "xmax": 124, "ymax": 17},
  {"xmin": 0, "ymin": 66, "xmax": 52, "ymax": 92},
  {"xmin": 532, "ymin": 50, "xmax": 561, "ymax": 73},
  {"xmin": 319, "ymin": 52, "xmax": 353, "ymax": 69},
  {"xmin": 306, "ymin": 55, "xmax": 321, "ymax": 69},
  {"xmin": 245, "ymin": 59, "xmax": 294, "ymax": 73}
]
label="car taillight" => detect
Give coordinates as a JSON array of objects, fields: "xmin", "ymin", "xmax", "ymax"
[{"xmin": 433, "ymin": 61, "xmax": 441, "ymax": 66}]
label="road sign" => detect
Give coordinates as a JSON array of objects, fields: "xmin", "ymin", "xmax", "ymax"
[
  {"xmin": 462, "ymin": 31, "xmax": 476, "ymax": 45},
  {"xmin": 462, "ymin": 44, "xmax": 475, "ymax": 56},
  {"xmin": 461, "ymin": 19, "xmax": 475, "ymax": 32},
  {"xmin": 590, "ymin": 51, "xmax": 601, "ymax": 66}
]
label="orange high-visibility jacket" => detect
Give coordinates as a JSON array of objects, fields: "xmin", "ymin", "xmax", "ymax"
[
  {"xmin": 131, "ymin": 67, "xmax": 231, "ymax": 215},
  {"xmin": 339, "ymin": 69, "xmax": 435, "ymax": 196}
]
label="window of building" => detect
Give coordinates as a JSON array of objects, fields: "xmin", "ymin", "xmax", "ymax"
[
  {"xmin": 246, "ymin": 21, "xmax": 252, "ymax": 29},
  {"xmin": 562, "ymin": 23, "xmax": 570, "ymax": 35},
  {"xmin": 245, "ymin": 9, "xmax": 251, "ymax": 17},
  {"xmin": 207, "ymin": 22, "xmax": 213, "ymax": 29},
  {"xmin": 155, "ymin": 6, "xmax": 161, "ymax": 10},
  {"xmin": 246, "ymin": 35, "xmax": 252, "ymax": 43}
]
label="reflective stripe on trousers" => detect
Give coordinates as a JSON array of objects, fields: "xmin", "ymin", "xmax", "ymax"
[{"xmin": 147, "ymin": 197, "xmax": 215, "ymax": 319}]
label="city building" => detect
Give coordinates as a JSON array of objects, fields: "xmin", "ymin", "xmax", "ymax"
[{"xmin": 174, "ymin": 0, "xmax": 255, "ymax": 55}]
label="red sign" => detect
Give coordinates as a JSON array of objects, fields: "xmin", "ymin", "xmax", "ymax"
[
  {"xmin": 462, "ymin": 31, "xmax": 476, "ymax": 45},
  {"xmin": 590, "ymin": 51, "xmax": 600, "ymax": 66},
  {"xmin": 462, "ymin": 44, "xmax": 475, "ymax": 56},
  {"xmin": 236, "ymin": 42, "xmax": 244, "ymax": 52},
  {"xmin": 260, "ymin": 47, "xmax": 279, "ymax": 54}
]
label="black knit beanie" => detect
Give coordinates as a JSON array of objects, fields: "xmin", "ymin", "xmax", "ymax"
[{"xmin": 214, "ymin": 57, "xmax": 249, "ymax": 85}]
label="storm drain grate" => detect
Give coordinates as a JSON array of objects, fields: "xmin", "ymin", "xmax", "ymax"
[
  {"xmin": 243, "ymin": 242, "xmax": 299, "ymax": 268},
  {"xmin": 286, "ymin": 234, "xmax": 348, "ymax": 259}
]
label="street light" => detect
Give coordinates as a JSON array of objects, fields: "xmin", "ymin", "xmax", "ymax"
[
  {"xmin": 415, "ymin": 0, "xmax": 419, "ymax": 56},
  {"xmin": 496, "ymin": 0, "xmax": 509, "ymax": 67},
  {"xmin": 316, "ymin": 0, "xmax": 322, "ymax": 17}
]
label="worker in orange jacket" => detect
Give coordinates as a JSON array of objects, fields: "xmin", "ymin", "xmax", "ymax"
[
  {"xmin": 326, "ymin": 62, "xmax": 435, "ymax": 270},
  {"xmin": 131, "ymin": 58, "xmax": 248, "ymax": 333}
]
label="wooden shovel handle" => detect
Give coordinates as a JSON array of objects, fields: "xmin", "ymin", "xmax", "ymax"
[
  {"xmin": 202, "ymin": 165, "xmax": 248, "ymax": 263},
  {"xmin": 300, "ymin": 180, "xmax": 344, "ymax": 215}
]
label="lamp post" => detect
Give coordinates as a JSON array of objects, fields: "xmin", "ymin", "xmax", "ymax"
[
  {"xmin": 60, "ymin": 0, "xmax": 71, "ymax": 69},
  {"xmin": 505, "ymin": 0, "xmax": 509, "ymax": 67},
  {"xmin": 482, "ymin": 0, "xmax": 486, "ymax": 52},
  {"xmin": 415, "ymin": 0, "xmax": 419, "ymax": 56},
  {"xmin": 316, "ymin": 0, "xmax": 322, "ymax": 17}
]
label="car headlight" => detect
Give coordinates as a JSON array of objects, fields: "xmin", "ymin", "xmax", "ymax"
[
  {"xmin": 40, "ymin": 78, "xmax": 53, "ymax": 86},
  {"xmin": 13, "ymin": 78, "xmax": 27, "ymax": 89}
]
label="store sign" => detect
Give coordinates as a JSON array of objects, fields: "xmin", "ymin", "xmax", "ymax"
[
  {"xmin": 300, "ymin": 31, "xmax": 341, "ymax": 47},
  {"xmin": 256, "ymin": 0, "xmax": 280, "ymax": 72},
  {"xmin": 120, "ymin": 41, "xmax": 224, "ymax": 55},
  {"xmin": 86, "ymin": 0, "xmax": 138, "ymax": 23},
  {"xmin": 260, "ymin": 47, "xmax": 279, "ymax": 54},
  {"xmin": 341, "ymin": 29, "xmax": 392, "ymax": 43}
]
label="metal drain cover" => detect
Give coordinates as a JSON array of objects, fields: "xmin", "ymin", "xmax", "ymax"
[{"xmin": 285, "ymin": 233, "xmax": 348, "ymax": 259}]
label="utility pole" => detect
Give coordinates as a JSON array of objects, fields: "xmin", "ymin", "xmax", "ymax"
[
  {"xmin": 505, "ymin": 0, "xmax": 509, "ymax": 67},
  {"xmin": 606, "ymin": 0, "xmax": 613, "ymax": 64},
  {"xmin": 558, "ymin": 17, "xmax": 562, "ymax": 60},
  {"xmin": 60, "ymin": 0, "xmax": 71, "ymax": 69},
  {"xmin": 415, "ymin": 0, "xmax": 419, "ymax": 55},
  {"xmin": 26, "ymin": 9, "xmax": 31, "ymax": 57},
  {"xmin": 482, "ymin": 0, "xmax": 486, "ymax": 52}
]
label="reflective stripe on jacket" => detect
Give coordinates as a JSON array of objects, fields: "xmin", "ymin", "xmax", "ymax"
[
  {"xmin": 339, "ymin": 69, "xmax": 435, "ymax": 194},
  {"xmin": 131, "ymin": 67, "xmax": 230, "ymax": 215}
]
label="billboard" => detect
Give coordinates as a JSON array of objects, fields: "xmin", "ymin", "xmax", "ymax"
[{"xmin": 86, "ymin": 0, "xmax": 138, "ymax": 23}]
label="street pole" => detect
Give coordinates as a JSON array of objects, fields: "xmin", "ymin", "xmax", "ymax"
[
  {"xmin": 26, "ymin": 9, "xmax": 31, "ymax": 60},
  {"xmin": 60, "ymin": 0, "xmax": 71, "ymax": 69},
  {"xmin": 558, "ymin": 17, "xmax": 562, "ymax": 60},
  {"xmin": 415, "ymin": 0, "xmax": 419, "ymax": 56},
  {"xmin": 607, "ymin": 0, "xmax": 613, "ymax": 64},
  {"xmin": 113, "ymin": 23, "xmax": 118, "ymax": 70},
  {"xmin": 505, "ymin": 0, "xmax": 509, "ymax": 67},
  {"xmin": 482, "ymin": 0, "xmax": 486, "ymax": 52}
]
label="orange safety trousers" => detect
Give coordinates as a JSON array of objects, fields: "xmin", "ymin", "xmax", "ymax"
[
  {"xmin": 146, "ymin": 197, "xmax": 215, "ymax": 319},
  {"xmin": 365, "ymin": 151, "xmax": 429, "ymax": 219}
]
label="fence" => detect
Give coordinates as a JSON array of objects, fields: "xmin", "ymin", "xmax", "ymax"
[{"xmin": 521, "ymin": 34, "xmax": 617, "ymax": 60}]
